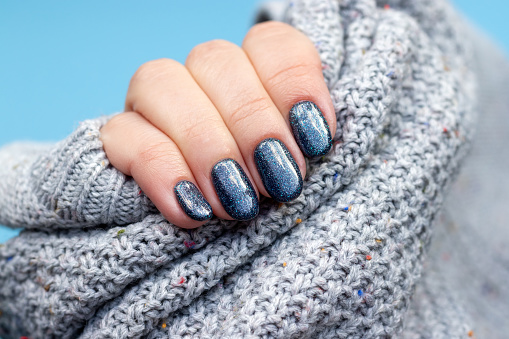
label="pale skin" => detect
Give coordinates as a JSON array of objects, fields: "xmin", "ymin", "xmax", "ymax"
[{"xmin": 100, "ymin": 21, "xmax": 336, "ymax": 229}]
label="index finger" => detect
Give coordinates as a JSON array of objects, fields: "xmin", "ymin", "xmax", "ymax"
[{"xmin": 242, "ymin": 21, "xmax": 336, "ymax": 158}]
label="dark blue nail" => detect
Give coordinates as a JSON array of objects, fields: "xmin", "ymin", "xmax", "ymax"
[
  {"xmin": 174, "ymin": 180, "xmax": 213, "ymax": 221},
  {"xmin": 254, "ymin": 138, "xmax": 303, "ymax": 202},
  {"xmin": 211, "ymin": 159, "xmax": 259, "ymax": 220},
  {"xmin": 289, "ymin": 101, "xmax": 332, "ymax": 157}
]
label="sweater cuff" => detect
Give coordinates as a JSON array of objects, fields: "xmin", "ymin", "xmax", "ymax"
[{"xmin": 0, "ymin": 115, "xmax": 157, "ymax": 230}]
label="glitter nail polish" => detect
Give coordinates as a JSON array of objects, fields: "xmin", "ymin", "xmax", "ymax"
[
  {"xmin": 254, "ymin": 138, "xmax": 303, "ymax": 202},
  {"xmin": 289, "ymin": 100, "xmax": 332, "ymax": 157},
  {"xmin": 174, "ymin": 180, "xmax": 213, "ymax": 221},
  {"xmin": 211, "ymin": 159, "xmax": 259, "ymax": 220}
]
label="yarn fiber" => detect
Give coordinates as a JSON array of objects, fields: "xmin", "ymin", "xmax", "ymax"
[{"xmin": 1, "ymin": 0, "xmax": 507, "ymax": 338}]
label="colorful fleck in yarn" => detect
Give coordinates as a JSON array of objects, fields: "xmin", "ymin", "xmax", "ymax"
[
  {"xmin": 0, "ymin": 1, "xmax": 508, "ymax": 338},
  {"xmin": 184, "ymin": 240, "xmax": 196, "ymax": 249}
]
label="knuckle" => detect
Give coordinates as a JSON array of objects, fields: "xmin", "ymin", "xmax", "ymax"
[
  {"xmin": 228, "ymin": 95, "xmax": 273, "ymax": 131},
  {"xmin": 186, "ymin": 39, "xmax": 237, "ymax": 68},
  {"xmin": 131, "ymin": 141, "xmax": 174, "ymax": 175},
  {"xmin": 127, "ymin": 58, "xmax": 183, "ymax": 110},
  {"xmin": 265, "ymin": 62, "xmax": 319, "ymax": 93},
  {"xmin": 180, "ymin": 114, "xmax": 229, "ymax": 149},
  {"xmin": 103, "ymin": 113, "xmax": 126, "ymax": 131},
  {"xmin": 102, "ymin": 112, "xmax": 135, "ymax": 137},
  {"xmin": 245, "ymin": 21, "xmax": 292, "ymax": 44},
  {"xmin": 131, "ymin": 58, "xmax": 182, "ymax": 85},
  {"xmin": 180, "ymin": 114, "xmax": 215, "ymax": 143}
]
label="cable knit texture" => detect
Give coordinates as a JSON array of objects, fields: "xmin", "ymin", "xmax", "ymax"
[{"xmin": 1, "ymin": 0, "xmax": 508, "ymax": 338}]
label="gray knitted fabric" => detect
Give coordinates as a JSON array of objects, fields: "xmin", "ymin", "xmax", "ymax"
[{"xmin": 1, "ymin": 0, "xmax": 508, "ymax": 338}]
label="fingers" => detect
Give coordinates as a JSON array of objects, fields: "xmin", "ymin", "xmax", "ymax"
[
  {"xmin": 125, "ymin": 59, "xmax": 259, "ymax": 221},
  {"xmin": 102, "ymin": 21, "xmax": 334, "ymax": 228},
  {"xmin": 100, "ymin": 112, "xmax": 213, "ymax": 228},
  {"xmin": 243, "ymin": 21, "xmax": 336, "ymax": 157},
  {"xmin": 186, "ymin": 40, "xmax": 305, "ymax": 203}
]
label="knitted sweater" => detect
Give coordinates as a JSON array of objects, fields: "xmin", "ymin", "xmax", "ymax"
[{"xmin": 1, "ymin": 0, "xmax": 508, "ymax": 338}]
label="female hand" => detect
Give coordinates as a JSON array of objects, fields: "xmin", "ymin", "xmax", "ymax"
[{"xmin": 100, "ymin": 21, "xmax": 336, "ymax": 229}]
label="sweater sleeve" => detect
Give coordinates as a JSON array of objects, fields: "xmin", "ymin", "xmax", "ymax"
[
  {"xmin": 0, "ymin": 116, "xmax": 157, "ymax": 230},
  {"xmin": 0, "ymin": 1, "xmax": 484, "ymax": 338}
]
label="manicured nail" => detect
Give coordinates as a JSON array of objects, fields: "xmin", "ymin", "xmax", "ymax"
[
  {"xmin": 211, "ymin": 159, "xmax": 259, "ymax": 220},
  {"xmin": 289, "ymin": 101, "xmax": 332, "ymax": 157},
  {"xmin": 174, "ymin": 180, "xmax": 213, "ymax": 221},
  {"xmin": 254, "ymin": 138, "xmax": 303, "ymax": 202}
]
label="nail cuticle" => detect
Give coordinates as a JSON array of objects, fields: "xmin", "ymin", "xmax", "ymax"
[
  {"xmin": 174, "ymin": 180, "xmax": 213, "ymax": 221},
  {"xmin": 289, "ymin": 100, "xmax": 332, "ymax": 158},
  {"xmin": 211, "ymin": 158, "xmax": 259, "ymax": 221},
  {"xmin": 254, "ymin": 138, "xmax": 303, "ymax": 203}
]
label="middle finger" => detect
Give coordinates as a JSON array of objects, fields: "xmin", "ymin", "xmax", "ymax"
[{"xmin": 186, "ymin": 40, "xmax": 305, "ymax": 203}]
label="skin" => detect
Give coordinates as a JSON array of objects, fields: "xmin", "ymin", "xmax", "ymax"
[{"xmin": 100, "ymin": 21, "xmax": 336, "ymax": 228}]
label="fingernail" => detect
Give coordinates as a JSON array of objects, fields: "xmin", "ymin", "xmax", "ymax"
[
  {"xmin": 211, "ymin": 159, "xmax": 259, "ymax": 220},
  {"xmin": 174, "ymin": 180, "xmax": 213, "ymax": 221},
  {"xmin": 289, "ymin": 101, "xmax": 332, "ymax": 157},
  {"xmin": 254, "ymin": 138, "xmax": 303, "ymax": 202}
]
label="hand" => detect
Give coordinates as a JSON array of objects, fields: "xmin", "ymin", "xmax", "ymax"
[{"xmin": 100, "ymin": 21, "xmax": 336, "ymax": 228}]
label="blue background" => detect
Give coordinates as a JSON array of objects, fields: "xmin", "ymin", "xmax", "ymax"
[{"xmin": 1, "ymin": 0, "xmax": 508, "ymax": 243}]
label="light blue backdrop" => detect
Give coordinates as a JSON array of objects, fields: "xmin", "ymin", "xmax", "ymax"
[{"xmin": 1, "ymin": 0, "xmax": 508, "ymax": 243}]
